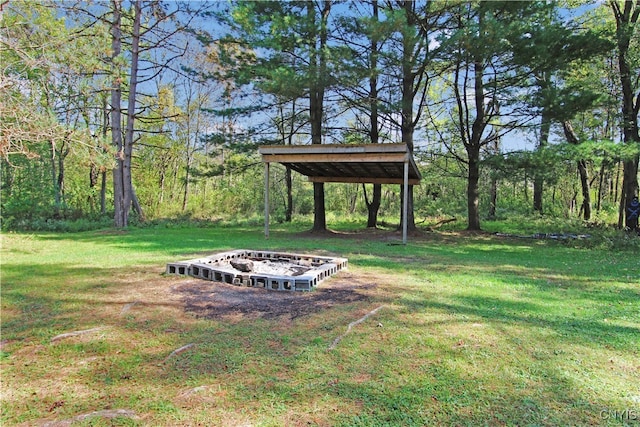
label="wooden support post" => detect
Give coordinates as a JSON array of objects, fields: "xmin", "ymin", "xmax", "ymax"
[
  {"xmin": 264, "ymin": 162, "xmax": 270, "ymax": 239},
  {"xmin": 402, "ymin": 160, "xmax": 409, "ymax": 245}
]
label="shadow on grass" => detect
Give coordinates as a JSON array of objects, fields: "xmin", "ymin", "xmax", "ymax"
[
  {"xmin": 314, "ymin": 304, "xmax": 609, "ymax": 426},
  {"xmin": 1, "ymin": 280, "xmax": 181, "ymax": 343},
  {"xmin": 321, "ymin": 293, "xmax": 635, "ymax": 425},
  {"xmin": 328, "ymin": 368, "xmax": 601, "ymax": 426},
  {"xmin": 397, "ymin": 294, "xmax": 638, "ymax": 351}
]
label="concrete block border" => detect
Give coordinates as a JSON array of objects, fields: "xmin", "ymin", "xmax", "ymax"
[{"xmin": 166, "ymin": 250, "xmax": 348, "ymax": 292}]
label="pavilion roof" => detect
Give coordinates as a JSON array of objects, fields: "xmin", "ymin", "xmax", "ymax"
[{"xmin": 258, "ymin": 143, "xmax": 421, "ymax": 185}]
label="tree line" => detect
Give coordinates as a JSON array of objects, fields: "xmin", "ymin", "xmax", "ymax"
[{"xmin": 1, "ymin": 0, "xmax": 638, "ymax": 231}]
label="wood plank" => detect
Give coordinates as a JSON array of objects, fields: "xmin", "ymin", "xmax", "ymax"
[
  {"xmin": 259, "ymin": 143, "xmax": 410, "ymax": 155},
  {"xmin": 262, "ymin": 152, "xmax": 408, "ymax": 164},
  {"xmin": 258, "ymin": 143, "xmax": 421, "ymax": 183},
  {"xmin": 308, "ymin": 176, "xmax": 421, "ymax": 185}
]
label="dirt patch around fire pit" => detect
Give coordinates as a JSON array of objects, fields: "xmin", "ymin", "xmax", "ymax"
[{"xmin": 171, "ymin": 272, "xmax": 379, "ymax": 321}]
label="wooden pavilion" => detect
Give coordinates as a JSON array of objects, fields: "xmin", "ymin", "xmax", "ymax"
[{"xmin": 259, "ymin": 143, "xmax": 422, "ymax": 244}]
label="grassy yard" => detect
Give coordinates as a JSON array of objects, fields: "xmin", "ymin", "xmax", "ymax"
[{"xmin": 1, "ymin": 221, "xmax": 639, "ymax": 426}]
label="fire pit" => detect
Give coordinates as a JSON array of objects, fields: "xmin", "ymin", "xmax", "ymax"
[{"xmin": 166, "ymin": 250, "xmax": 348, "ymax": 291}]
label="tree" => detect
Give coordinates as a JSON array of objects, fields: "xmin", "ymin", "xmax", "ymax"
[
  {"xmin": 0, "ymin": 1, "xmax": 69, "ymax": 161},
  {"xmin": 336, "ymin": 0, "xmax": 389, "ymax": 228},
  {"xmin": 376, "ymin": 0, "xmax": 448, "ymax": 232},
  {"xmin": 445, "ymin": 2, "xmax": 501, "ymax": 230},
  {"xmin": 4, "ymin": 0, "xmax": 635, "ymax": 230},
  {"xmin": 441, "ymin": 1, "xmax": 576, "ymax": 230},
  {"xmin": 109, "ymin": 0, "xmax": 127, "ymax": 227},
  {"xmin": 105, "ymin": 0, "xmax": 204, "ymax": 226},
  {"xmin": 1, "ymin": 0, "xmax": 105, "ymax": 218},
  {"xmin": 563, "ymin": 121, "xmax": 592, "ymax": 219},
  {"xmin": 610, "ymin": 0, "xmax": 640, "ymax": 228},
  {"xmin": 551, "ymin": 50, "xmax": 617, "ymax": 221},
  {"xmin": 509, "ymin": 3, "xmax": 613, "ymax": 217},
  {"xmin": 219, "ymin": 1, "xmax": 341, "ymax": 232},
  {"xmin": 365, "ymin": 0, "xmax": 383, "ymax": 228},
  {"xmin": 308, "ymin": 0, "xmax": 331, "ymax": 232},
  {"xmin": 272, "ymin": 96, "xmax": 306, "ymax": 222}
]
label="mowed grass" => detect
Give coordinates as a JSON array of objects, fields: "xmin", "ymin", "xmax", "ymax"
[{"xmin": 1, "ymin": 221, "xmax": 639, "ymax": 426}]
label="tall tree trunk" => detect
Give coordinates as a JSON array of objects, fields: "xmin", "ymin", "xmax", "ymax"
[
  {"xmin": 309, "ymin": 1, "xmax": 330, "ymax": 232},
  {"xmin": 533, "ymin": 91, "xmax": 551, "ymax": 214},
  {"xmin": 120, "ymin": 0, "xmax": 142, "ymax": 225},
  {"xmin": 100, "ymin": 170, "xmax": 107, "ymax": 215},
  {"xmin": 577, "ymin": 159, "xmax": 592, "ymax": 220},
  {"xmin": 285, "ymin": 166, "xmax": 293, "ymax": 222},
  {"xmin": 182, "ymin": 157, "xmax": 190, "ymax": 212},
  {"xmin": 465, "ymin": 23, "xmax": 486, "ymax": 231},
  {"xmin": 621, "ymin": 159, "xmax": 640, "ymax": 227},
  {"xmin": 364, "ymin": 184, "xmax": 382, "ymax": 228},
  {"xmin": 310, "ymin": 86, "xmax": 325, "ymax": 230},
  {"xmin": 311, "ymin": 185, "xmax": 326, "ymax": 231},
  {"xmin": 614, "ymin": 159, "xmax": 621, "ymax": 204},
  {"xmin": 596, "ymin": 158, "xmax": 608, "ymax": 212},
  {"xmin": 89, "ymin": 163, "xmax": 99, "ymax": 212},
  {"xmin": 563, "ymin": 121, "xmax": 591, "ymax": 220},
  {"xmin": 182, "ymin": 157, "xmax": 191, "ymax": 212},
  {"xmin": 366, "ymin": 0, "xmax": 382, "ymax": 228},
  {"xmin": 181, "ymin": 80, "xmax": 203, "ymax": 214},
  {"xmin": 488, "ymin": 137, "xmax": 500, "ymax": 219},
  {"xmin": 100, "ymin": 96, "xmax": 108, "ymax": 215},
  {"xmin": 611, "ymin": 0, "xmax": 640, "ymax": 228},
  {"xmin": 49, "ymin": 140, "xmax": 60, "ymax": 209},
  {"xmin": 399, "ymin": 0, "xmax": 416, "ymax": 232},
  {"xmin": 453, "ymin": 4, "xmax": 488, "ymax": 231},
  {"xmin": 159, "ymin": 171, "xmax": 165, "ymax": 205},
  {"xmin": 489, "ymin": 177, "xmax": 497, "ymax": 220},
  {"xmin": 57, "ymin": 144, "xmax": 67, "ymax": 209},
  {"xmin": 110, "ymin": 0, "xmax": 125, "ymax": 227},
  {"xmin": 467, "ymin": 150, "xmax": 481, "ymax": 230},
  {"xmin": 284, "ymin": 100, "xmax": 296, "ymax": 223},
  {"xmin": 170, "ymin": 161, "xmax": 179, "ymax": 202}
]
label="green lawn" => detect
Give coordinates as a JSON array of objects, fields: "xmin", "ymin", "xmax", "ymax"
[{"xmin": 1, "ymin": 222, "xmax": 639, "ymax": 426}]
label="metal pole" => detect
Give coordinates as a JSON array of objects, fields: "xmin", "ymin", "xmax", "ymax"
[
  {"xmin": 264, "ymin": 162, "xmax": 270, "ymax": 239},
  {"xmin": 402, "ymin": 160, "xmax": 409, "ymax": 244}
]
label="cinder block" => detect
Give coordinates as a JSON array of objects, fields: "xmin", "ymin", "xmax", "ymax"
[
  {"xmin": 190, "ymin": 265, "xmax": 201, "ymax": 277},
  {"xmin": 266, "ymin": 277, "xmax": 294, "ymax": 291},
  {"xmin": 190, "ymin": 264, "xmax": 214, "ymax": 281},
  {"xmin": 166, "ymin": 262, "xmax": 190, "ymax": 276},
  {"xmin": 294, "ymin": 276, "xmax": 315, "ymax": 291},
  {"xmin": 268, "ymin": 278, "xmax": 282, "ymax": 290},
  {"xmin": 251, "ymin": 276, "xmax": 267, "ymax": 288},
  {"xmin": 200, "ymin": 268, "xmax": 211, "ymax": 280},
  {"xmin": 166, "ymin": 250, "xmax": 347, "ymax": 291},
  {"xmin": 233, "ymin": 275, "xmax": 251, "ymax": 286}
]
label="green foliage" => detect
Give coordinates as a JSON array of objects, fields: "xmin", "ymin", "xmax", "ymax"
[
  {"xmin": 485, "ymin": 140, "xmax": 640, "ymax": 189},
  {"xmin": 4, "ymin": 216, "xmax": 114, "ymax": 233},
  {"xmin": 1, "ymin": 153, "xmax": 54, "ymax": 222},
  {"xmin": 1, "ymin": 0, "xmax": 636, "ymax": 236},
  {"xmin": 1, "ymin": 139, "xmax": 112, "ymax": 231}
]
